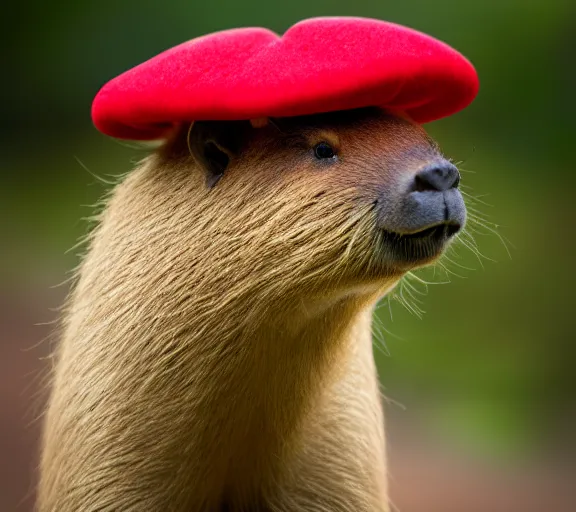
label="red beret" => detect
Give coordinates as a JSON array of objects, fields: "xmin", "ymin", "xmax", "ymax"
[{"xmin": 92, "ymin": 17, "xmax": 479, "ymax": 140}]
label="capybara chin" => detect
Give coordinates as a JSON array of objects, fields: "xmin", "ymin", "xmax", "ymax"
[{"xmin": 39, "ymin": 107, "xmax": 466, "ymax": 512}]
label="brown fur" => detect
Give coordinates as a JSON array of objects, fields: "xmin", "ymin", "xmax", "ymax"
[{"xmin": 39, "ymin": 108, "xmax": 450, "ymax": 511}]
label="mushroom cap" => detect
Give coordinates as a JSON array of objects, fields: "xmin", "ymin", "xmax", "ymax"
[{"xmin": 92, "ymin": 17, "xmax": 479, "ymax": 140}]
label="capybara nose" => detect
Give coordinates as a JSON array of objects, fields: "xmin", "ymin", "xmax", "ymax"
[
  {"xmin": 375, "ymin": 158, "xmax": 466, "ymax": 236},
  {"xmin": 413, "ymin": 162, "xmax": 460, "ymax": 192}
]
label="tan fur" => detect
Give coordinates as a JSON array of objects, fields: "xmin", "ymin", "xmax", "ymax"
[{"xmin": 39, "ymin": 109, "xmax": 448, "ymax": 511}]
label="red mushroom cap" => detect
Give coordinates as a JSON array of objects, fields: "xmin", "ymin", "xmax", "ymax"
[{"xmin": 91, "ymin": 17, "xmax": 479, "ymax": 140}]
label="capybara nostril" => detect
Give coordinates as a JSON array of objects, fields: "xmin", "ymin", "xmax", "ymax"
[{"xmin": 413, "ymin": 162, "xmax": 460, "ymax": 192}]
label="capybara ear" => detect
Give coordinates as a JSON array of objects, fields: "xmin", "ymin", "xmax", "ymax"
[{"xmin": 187, "ymin": 120, "xmax": 251, "ymax": 188}]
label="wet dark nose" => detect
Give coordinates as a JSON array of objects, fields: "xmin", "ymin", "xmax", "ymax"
[
  {"xmin": 413, "ymin": 162, "xmax": 460, "ymax": 192},
  {"xmin": 375, "ymin": 158, "xmax": 466, "ymax": 236}
]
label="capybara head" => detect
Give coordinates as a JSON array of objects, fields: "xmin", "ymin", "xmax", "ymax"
[
  {"xmin": 100, "ymin": 107, "xmax": 465, "ymax": 327},
  {"xmin": 160, "ymin": 107, "xmax": 464, "ymax": 293}
]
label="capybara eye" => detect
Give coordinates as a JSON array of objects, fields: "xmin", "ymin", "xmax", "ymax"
[{"xmin": 313, "ymin": 142, "xmax": 335, "ymax": 160}]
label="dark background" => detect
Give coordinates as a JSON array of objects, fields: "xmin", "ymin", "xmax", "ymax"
[{"xmin": 2, "ymin": 0, "xmax": 575, "ymax": 510}]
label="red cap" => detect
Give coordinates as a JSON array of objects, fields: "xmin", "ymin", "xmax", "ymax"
[{"xmin": 91, "ymin": 17, "xmax": 479, "ymax": 140}]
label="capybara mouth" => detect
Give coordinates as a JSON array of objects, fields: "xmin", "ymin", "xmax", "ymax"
[
  {"xmin": 379, "ymin": 222, "xmax": 461, "ymax": 264},
  {"xmin": 399, "ymin": 222, "xmax": 461, "ymax": 239}
]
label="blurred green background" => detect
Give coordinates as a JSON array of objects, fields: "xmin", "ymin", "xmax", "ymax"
[{"xmin": 2, "ymin": 0, "xmax": 575, "ymax": 510}]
